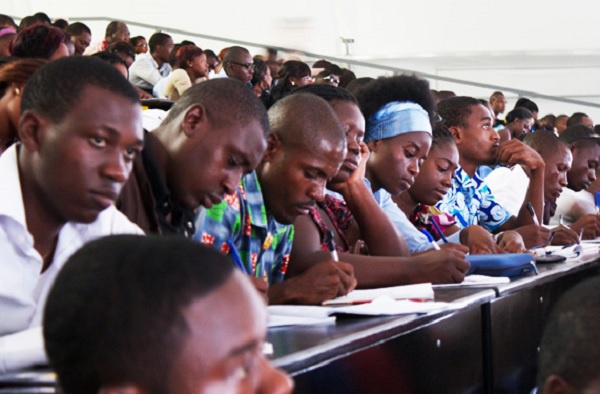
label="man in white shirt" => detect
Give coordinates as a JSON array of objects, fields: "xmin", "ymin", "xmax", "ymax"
[
  {"xmin": 129, "ymin": 32, "xmax": 174, "ymax": 94},
  {"xmin": 0, "ymin": 56, "xmax": 144, "ymax": 372}
]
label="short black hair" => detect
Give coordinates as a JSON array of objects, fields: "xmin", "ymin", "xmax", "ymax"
[
  {"xmin": 291, "ymin": 83, "xmax": 358, "ymax": 105},
  {"xmin": 355, "ymin": 74, "xmax": 435, "ymax": 121},
  {"xmin": 436, "ymin": 96, "xmax": 482, "ymax": 128},
  {"xmin": 162, "ymin": 78, "xmax": 269, "ymax": 136},
  {"xmin": 268, "ymin": 93, "xmax": 345, "ymax": 153},
  {"xmin": 148, "ymin": 32, "xmax": 171, "ymax": 53},
  {"xmin": 537, "ymin": 275, "xmax": 600, "ymax": 391},
  {"xmin": 431, "ymin": 122, "xmax": 455, "ymax": 149},
  {"xmin": 505, "ymin": 107, "xmax": 533, "ymax": 123},
  {"xmin": 107, "ymin": 41, "xmax": 136, "ymax": 60},
  {"xmin": 566, "ymin": 112, "xmax": 591, "ymax": 127},
  {"xmin": 92, "ymin": 50, "xmax": 128, "ymax": 69},
  {"xmin": 21, "ymin": 56, "xmax": 139, "ymax": 123},
  {"xmin": 522, "ymin": 129, "xmax": 567, "ymax": 159},
  {"xmin": 44, "ymin": 234, "xmax": 235, "ymax": 394},
  {"xmin": 514, "ymin": 97, "xmax": 539, "ymax": 113},
  {"xmin": 65, "ymin": 21, "xmax": 91, "ymax": 36}
]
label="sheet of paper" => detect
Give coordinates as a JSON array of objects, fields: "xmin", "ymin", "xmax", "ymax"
[
  {"xmin": 331, "ymin": 296, "xmax": 449, "ymax": 316},
  {"xmin": 267, "ymin": 305, "xmax": 336, "ymax": 327},
  {"xmin": 322, "ymin": 283, "xmax": 434, "ymax": 306}
]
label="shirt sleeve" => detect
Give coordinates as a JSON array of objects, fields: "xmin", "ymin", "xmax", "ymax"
[
  {"xmin": 476, "ymin": 183, "xmax": 511, "ymax": 232},
  {"xmin": 268, "ymin": 225, "xmax": 295, "ymax": 284},
  {"xmin": 0, "ymin": 327, "xmax": 46, "ymax": 374},
  {"xmin": 375, "ymin": 189, "xmax": 433, "ymax": 253}
]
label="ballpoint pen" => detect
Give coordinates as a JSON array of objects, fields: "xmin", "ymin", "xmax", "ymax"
[
  {"xmin": 324, "ymin": 230, "xmax": 339, "ymax": 261},
  {"xmin": 226, "ymin": 238, "xmax": 249, "ymax": 275},
  {"xmin": 420, "ymin": 228, "xmax": 441, "ymax": 250},
  {"xmin": 430, "ymin": 218, "xmax": 449, "ymax": 244},
  {"xmin": 526, "ymin": 202, "xmax": 540, "ymax": 226}
]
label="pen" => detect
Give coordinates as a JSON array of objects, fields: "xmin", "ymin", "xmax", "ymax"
[
  {"xmin": 526, "ymin": 202, "xmax": 540, "ymax": 226},
  {"xmin": 595, "ymin": 192, "xmax": 600, "ymax": 215},
  {"xmin": 578, "ymin": 228, "xmax": 584, "ymax": 243},
  {"xmin": 430, "ymin": 218, "xmax": 449, "ymax": 244},
  {"xmin": 324, "ymin": 230, "xmax": 339, "ymax": 261},
  {"xmin": 226, "ymin": 238, "xmax": 248, "ymax": 275},
  {"xmin": 420, "ymin": 228, "xmax": 441, "ymax": 250}
]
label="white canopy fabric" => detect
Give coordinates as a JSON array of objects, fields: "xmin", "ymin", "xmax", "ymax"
[{"xmin": 6, "ymin": 0, "xmax": 600, "ymax": 120}]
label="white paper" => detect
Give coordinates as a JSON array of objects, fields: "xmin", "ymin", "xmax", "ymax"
[
  {"xmin": 331, "ymin": 296, "xmax": 449, "ymax": 316},
  {"xmin": 322, "ymin": 283, "xmax": 434, "ymax": 306}
]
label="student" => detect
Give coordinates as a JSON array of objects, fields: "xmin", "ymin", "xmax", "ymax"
[
  {"xmin": 536, "ymin": 275, "xmax": 600, "ymax": 393},
  {"xmin": 195, "ymin": 93, "xmax": 357, "ymax": 304},
  {"xmin": 487, "ymin": 130, "xmax": 580, "ymax": 245},
  {"xmin": 287, "ymin": 85, "xmax": 470, "ymax": 287},
  {"xmin": 44, "ymin": 235, "xmax": 293, "ymax": 394},
  {"xmin": 435, "ymin": 96, "xmax": 550, "ymax": 248},
  {"xmin": 549, "ymin": 125, "xmax": 600, "ymax": 238},
  {"xmin": 0, "ymin": 57, "xmax": 48, "ymax": 154},
  {"xmin": 117, "ymin": 78, "xmax": 268, "ymax": 237},
  {"xmin": 395, "ymin": 123, "xmax": 527, "ymax": 253},
  {"xmin": 354, "ymin": 75, "xmax": 468, "ymax": 254},
  {"xmin": 497, "ymin": 107, "xmax": 534, "ymax": 142},
  {"xmin": 0, "ymin": 56, "xmax": 144, "ymax": 371}
]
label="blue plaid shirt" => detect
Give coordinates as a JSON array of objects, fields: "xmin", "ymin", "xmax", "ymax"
[
  {"xmin": 435, "ymin": 165, "xmax": 510, "ymax": 232},
  {"xmin": 193, "ymin": 171, "xmax": 294, "ymax": 285}
]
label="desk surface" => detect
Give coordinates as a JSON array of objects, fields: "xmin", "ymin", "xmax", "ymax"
[
  {"xmin": 269, "ymin": 286, "xmax": 496, "ymax": 374},
  {"xmin": 2, "ymin": 256, "xmax": 599, "ymax": 392}
]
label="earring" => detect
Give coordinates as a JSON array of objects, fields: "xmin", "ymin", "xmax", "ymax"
[
  {"xmin": 290, "ymin": 81, "xmax": 295, "ymax": 86},
  {"xmin": 14, "ymin": 87, "xmax": 20, "ymax": 96}
]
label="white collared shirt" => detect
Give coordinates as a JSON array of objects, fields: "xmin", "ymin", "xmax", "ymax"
[
  {"xmin": 0, "ymin": 145, "xmax": 143, "ymax": 372},
  {"xmin": 129, "ymin": 53, "xmax": 172, "ymax": 91}
]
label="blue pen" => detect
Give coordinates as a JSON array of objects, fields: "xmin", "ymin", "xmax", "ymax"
[
  {"xmin": 595, "ymin": 191, "xmax": 600, "ymax": 215},
  {"xmin": 420, "ymin": 228, "xmax": 441, "ymax": 250},
  {"xmin": 430, "ymin": 219, "xmax": 449, "ymax": 244},
  {"xmin": 226, "ymin": 238, "xmax": 248, "ymax": 275}
]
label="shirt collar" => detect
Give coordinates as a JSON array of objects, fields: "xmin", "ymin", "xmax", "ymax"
[{"xmin": 0, "ymin": 145, "xmax": 27, "ymax": 226}]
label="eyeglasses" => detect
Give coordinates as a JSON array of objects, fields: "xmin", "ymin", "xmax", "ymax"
[
  {"xmin": 323, "ymin": 75, "xmax": 340, "ymax": 84},
  {"xmin": 230, "ymin": 61, "xmax": 255, "ymax": 70}
]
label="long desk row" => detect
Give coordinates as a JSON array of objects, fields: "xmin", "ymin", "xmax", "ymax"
[
  {"xmin": 1, "ymin": 256, "xmax": 599, "ymax": 393},
  {"xmin": 269, "ymin": 256, "xmax": 600, "ymax": 394}
]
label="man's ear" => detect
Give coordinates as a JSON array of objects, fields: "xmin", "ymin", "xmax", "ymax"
[
  {"xmin": 18, "ymin": 110, "xmax": 47, "ymax": 152},
  {"xmin": 448, "ymin": 126, "xmax": 462, "ymax": 144},
  {"xmin": 99, "ymin": 385, "xmax": 148, "ymax": 394},
  {"xmin": 181, "ymin": 104, "xmax": 207, "ymax": 137},
  {"xmin": 262, "ymin": 133, "xmax": 282, "ymax": 162}
]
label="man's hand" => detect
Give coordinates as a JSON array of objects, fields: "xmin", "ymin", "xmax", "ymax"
[
  {"xmin": 496, "ymin": 231, "xmax": 527, "ymax": 253},
  {"xmin": 464, "ymin": 225, "xmax": 504, "ymax": 254},
  {"xmin": 551, "ymin": 225, "xmax": 582, "ymax": 245},
  {"xmin": 268, "ymin": 260, "xmax": 357, "ymax": 305},
  {"xmin": 408, "ymin": 250, "xmax": 470, "ymax": 284},
  {"xmin": 513, "ymin": 224, "xmax": 552, "ymax": 249},
  {"xmin": 496, "ymin": 139, "xmax": 545, "ymax": 171},
  {"xmin": 570, "ymin": 214, "xmax": 600, "ymax": 240},
  {"xmin": 328, "ymin": 142, "xmax": 369, "ymax": 197}
]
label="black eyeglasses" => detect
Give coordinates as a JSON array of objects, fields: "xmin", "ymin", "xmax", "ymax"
[{"xmin": 230, "ymin": 61, "xmax": 255, "ymax": 70}]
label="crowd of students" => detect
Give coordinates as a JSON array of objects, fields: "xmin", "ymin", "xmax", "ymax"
[{"xmin": 1, "ymin": 12, "xmax": 600, "ymax": 394}]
